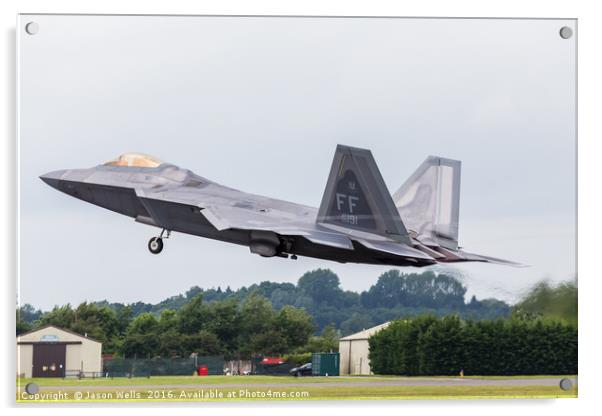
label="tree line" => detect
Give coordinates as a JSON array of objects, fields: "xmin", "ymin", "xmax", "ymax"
[
  {"xmin": 17, "ymin": 269, "xmax": 513, "ymax": 358},
  {"xmin": 19, "ymin": 291, "xmax": 344, "ymax": 359},
  {"xmin": 18, "ymin": 269, "xmax": 511, "ymax": 338}
]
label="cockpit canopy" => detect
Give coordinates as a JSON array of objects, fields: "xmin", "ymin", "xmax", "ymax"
[{"xmin": 104, "ymin": 153, "xmax": 163, "ymax": 168}]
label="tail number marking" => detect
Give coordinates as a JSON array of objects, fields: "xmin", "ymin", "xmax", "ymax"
[{"xmin": 336, "ymin": 193, "xmax": 359, "ymax": 224}]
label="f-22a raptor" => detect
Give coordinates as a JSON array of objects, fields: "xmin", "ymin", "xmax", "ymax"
[{"xmin": 40, "ymin": 145, "xmax": 521, "ymax": 267}]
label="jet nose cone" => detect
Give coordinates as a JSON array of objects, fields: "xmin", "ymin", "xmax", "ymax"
[{"xmin": 39, "ymin": 169, "xmax": 68, "ymax": 190}]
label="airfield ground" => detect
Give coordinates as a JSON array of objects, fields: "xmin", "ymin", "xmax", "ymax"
[{"xmin": 16, "ymin": 375, "xmax": 577, "ymax": 402}]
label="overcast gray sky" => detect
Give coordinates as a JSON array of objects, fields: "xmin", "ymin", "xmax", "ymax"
[{"xmin": 18, "ymin": 15, "xmax": 576, "ymax": 310}]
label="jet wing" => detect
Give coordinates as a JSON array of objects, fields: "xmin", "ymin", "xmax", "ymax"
[
  {"xmin": 200, "ymin": 205, "xmax": 355, "ymax": 250},
  {"xmin": 136, "ymin": 185, "xmax": 514, "ymax": 265},
  {"xmin": 135, "ymin": 188, "xmax": 355, "ymax": 251}
]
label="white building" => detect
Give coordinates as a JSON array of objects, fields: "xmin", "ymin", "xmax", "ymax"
[
  {"xmin": 338, "ymin": 322, "xmax": 390, "ymax": 375},
  {"xmin": 17, "ymin": 325, "xmax": 102, "ymax": 378}
]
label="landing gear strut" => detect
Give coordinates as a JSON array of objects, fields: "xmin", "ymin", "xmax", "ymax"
[{"xmin": 148, "ymin": 229, "xmax": 170, "ymax": 254}]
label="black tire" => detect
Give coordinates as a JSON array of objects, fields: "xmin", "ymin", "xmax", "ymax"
[
  {"xmin": 294, "ymin": 371, "xmax": 300, "ymax": 377},
  {"xmin": 148, "ymin": 237, "xmax": 163, "ymax": 254}
]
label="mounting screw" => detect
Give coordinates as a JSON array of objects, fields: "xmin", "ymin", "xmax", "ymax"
[
  {"xmin": 25, "ymin": 382, "xmax": 39, "ymax": 394},
  {"xmin": 25, "ymin": 22, "xmax": 39, "ymax": 35},
  {"xmin": 559, "ymin": 378, "xmax": 574, "ymax": 391},
  {"xmin": 559, "ymin": 26, "xmax": 573, "ymax": 39}
]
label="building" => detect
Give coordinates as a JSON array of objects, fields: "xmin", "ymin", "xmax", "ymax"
[
  {"xmin": 338, "ymin": 322, "xmax": 390, "ymax": 375},
  {"xmin": 17, "ymin": 325, "xmax": 102, "ymax": 378}
]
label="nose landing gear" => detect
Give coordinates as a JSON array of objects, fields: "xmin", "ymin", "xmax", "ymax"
[
  {"xmin": 148, "ymin": 229, "xmax": 170, "ymax": 254},
  {"xmin": 148, "ymin": 237, "xmax": 163, "ymax": 254}
]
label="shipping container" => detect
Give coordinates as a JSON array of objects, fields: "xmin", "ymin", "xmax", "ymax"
[{"xmin": 311, "ymin": 352, "xmax": 340, "ymax": 376}]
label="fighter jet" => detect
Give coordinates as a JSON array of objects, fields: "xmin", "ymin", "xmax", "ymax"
[{"xmin": 40, "ymin": 145, "xmax": 521, "ymax": 267}]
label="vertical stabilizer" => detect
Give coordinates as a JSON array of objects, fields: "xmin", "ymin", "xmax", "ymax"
[
  {"xmin": 317, "ymin": 145, "xmax": 410, "ymax": 243},
  {"xmin": 392, "ymin": 156, "xmax": 461, "ymax": 250}
]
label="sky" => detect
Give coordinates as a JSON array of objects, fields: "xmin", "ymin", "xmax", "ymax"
[{"xmin": 18, "ymin": 15, "xmax": 576, "ymax": 310}]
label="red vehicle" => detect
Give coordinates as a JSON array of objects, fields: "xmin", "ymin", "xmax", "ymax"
[{"xmin": 260, "ymin": 357, "xmax": 285, "ymax": 365}]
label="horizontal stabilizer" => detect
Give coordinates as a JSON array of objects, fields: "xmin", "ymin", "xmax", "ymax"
[{"xmin": 457, "ymin": 251, "xmax": 528, "ymax": 267}]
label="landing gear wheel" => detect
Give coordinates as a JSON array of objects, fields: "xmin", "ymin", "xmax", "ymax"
[{"xmin": 148, "ymin": 237, "xmax": 163, "ymax": 254}]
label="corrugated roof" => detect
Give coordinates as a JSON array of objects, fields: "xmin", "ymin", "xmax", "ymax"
[{"xmin": 339, "ymin": 321, "xmax": 391, "ymax": 341}]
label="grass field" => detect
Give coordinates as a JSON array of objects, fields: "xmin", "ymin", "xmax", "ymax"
[{"xmin": 16, "ymin": 375, "xmax": 578, "ymax": 402}]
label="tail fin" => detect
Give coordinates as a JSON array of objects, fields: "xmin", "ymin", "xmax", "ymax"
[
  {"xmin": 317, "ymin": 145, "xmax": 410, "ymax": 243},
  {"xmin": 392, "ymin": 156, "xmax": 461, "ymax": 250}
]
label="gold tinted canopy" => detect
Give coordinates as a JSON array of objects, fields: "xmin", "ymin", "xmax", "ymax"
[{"xmin": 104, "ymin": 153, "xmax": 163, "ymax": 168}]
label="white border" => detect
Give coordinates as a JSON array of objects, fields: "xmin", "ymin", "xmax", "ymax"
[{"xmin": 3, "ymin": 1, "xmax": 600, "ymax": 415}]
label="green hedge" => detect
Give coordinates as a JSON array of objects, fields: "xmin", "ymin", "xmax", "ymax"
[{"xmin": 368, "ymin": 316, "xmax": 577, "ymax": 376}]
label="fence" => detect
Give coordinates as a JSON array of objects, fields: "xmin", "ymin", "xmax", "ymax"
[
  {"xmin": 64, "ymin": 370, "xmax": 105, "ymax": 379},
  {"xmin": 104, "ymin": 356, "xmax": 224, "ymax": 377}
]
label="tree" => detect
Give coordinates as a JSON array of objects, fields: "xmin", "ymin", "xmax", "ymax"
[
  {"xmin": 177, "ymin": 294, "xmax": 209, "ymax": 334},
  {"xmin": 17, "ymin": 304, "xmax": 42, "ymax": 323},
  {"xmin": 275, "ymin": 305, "xmax": 314, "ymax": 350},
  {"xmin": 120, "ymin": 313, "xmax": 160, "ymax": 358},
  {"xmin": 70, "ymin": 303, "xmax": 120, "ymax": 350},
  {"xmin": 185, "ymin": 286, "xmax": 203, "ymax": 299},
  {"xmin": 238, "ymin": 292, "xmax": 277, "ymax": 357},
  {"xmin": 154, "ymin": 309, "xmax": 181, "ymax": 357},
  {"xmin": 16, "ymin": 304, "xmax": 42, "ymax": 335},
  {"xmin": 115, "ymin": 305, "xmax": 133, "ymax": 336},
  {"xmin": 340, "ymin": 312, "xmax": 374, "ymax": 335},
  {"xmin": 361, "ymin": 270, "xmax": 467, "ymax": 309},
  {"xmin": 513, "ymin": 279, "xmax": 577, "ymax": 325},
  {"xmin": 16, "ymin": 311, "xmax": 32, "ymax": 335},
  {"xmin": 304, "ymin": 324, "xmax": 339, "ymax": 353},
  {"xmin": 248, "ymin": 330, "xmax": 288, "ymax": 356},
  {"xmin": 203, "ymin": 299, "xmax": 240, "ymax": 358},
  {"xmin": 39, "ymin": 304, "xmax": 76, "ymax": 328},
  {"xmin": 298, "ymin": 269, "xmax": 343, "ymax": 305},
  {"xmin": 361, "ymin": 270, "xmax": 404, "ymax": 308},
  {"xmin": 240, "ymin": 292, "xmax": 275, "ymax": 333},
  {"xmin": 181, "ymin": 330, "xmax": 221, "ymax": 356}
]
